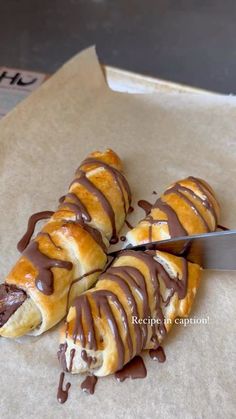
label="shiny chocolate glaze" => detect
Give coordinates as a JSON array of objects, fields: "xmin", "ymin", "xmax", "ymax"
[{"xmin": 0, "ymin": 284, "xmax": 27, "ymax": 327}]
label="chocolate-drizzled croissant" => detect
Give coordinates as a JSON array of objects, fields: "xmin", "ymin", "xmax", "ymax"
[
  {"xmin": 127, "ymin": 176, "xmax": 220, "ymax": 244},
  {"xmin": 59, "ymin": 177, "xmax": 219, "ymax": 376},
  {"xmin": 0, "ymin": 149, "xmax": 131, "ymax": 338}
]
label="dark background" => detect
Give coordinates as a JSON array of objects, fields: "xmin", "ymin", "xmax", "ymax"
[{"xmin": 0, "ymin": 0, "xmax": 236, "ymax": 93}]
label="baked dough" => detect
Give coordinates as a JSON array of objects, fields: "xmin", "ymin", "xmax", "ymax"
[
  {"xmin": 59, "ymin": 176, "xmax": 219, "ymax": 376},
  {"xmin": 0, "ymin": 149, "xmax": 131, "ymax": 338},
  {"xmin": 127, "ymin": 176, "xmax": 219, "ymax": 244}
]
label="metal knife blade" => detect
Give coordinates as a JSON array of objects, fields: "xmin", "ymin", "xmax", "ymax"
[{"xmin": 108, "ymin": 230, "xmax": 236, "ymax": 270}]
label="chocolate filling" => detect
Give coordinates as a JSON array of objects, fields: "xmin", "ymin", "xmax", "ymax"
[{"xmin": 0, "ymin": 284, "xmax": 27, "ymax": 327}]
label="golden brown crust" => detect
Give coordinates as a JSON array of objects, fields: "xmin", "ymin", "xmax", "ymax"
[{"xmin": 0, "ymin": 149, "xmax": 130, "ymax": 337}]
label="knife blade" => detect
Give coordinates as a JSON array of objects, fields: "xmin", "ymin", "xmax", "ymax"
[{"xmin": 108, "ymin": 230, "xmax": 236, "ymax": 270}]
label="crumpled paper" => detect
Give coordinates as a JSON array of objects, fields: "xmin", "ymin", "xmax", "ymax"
[{"xmin": 0, "ymin": 47, "xmax": 235, "ymax": 419}]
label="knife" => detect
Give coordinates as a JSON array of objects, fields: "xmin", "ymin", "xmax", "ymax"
[{"xmin": 108, "ymin": 230, "xmax": 236, "ymax": 270}]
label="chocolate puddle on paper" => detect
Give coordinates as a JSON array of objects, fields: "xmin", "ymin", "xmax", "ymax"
[
  {"xmin": 57, "ymin": 372, "xmax": 71, "ymax": 404},
  {"xmin": 149, "ymin": 346, "xmax": 166, "ymax": 363},
  {"xmin": 115, "ymin": 356, "xmax": 147, "ymax": 382}
]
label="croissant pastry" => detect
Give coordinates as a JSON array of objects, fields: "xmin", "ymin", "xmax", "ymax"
[
  {"xmin": 0, "ymin": 149, "xmax": 131, "ymax": 338},
  {"xmin": 59, "ymin": 177, "xmax": 219, "ymax": 376},
  {"xmin": 127, "ymin": 176, "xmax": 220, "ymax": 244}
]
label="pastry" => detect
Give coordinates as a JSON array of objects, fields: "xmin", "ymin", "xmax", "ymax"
[
  {"xmin": 0, "ymin": 149, "xmax": 131, "ymax": 338},
  {"xmin": 127, "ymin": 176, "xmax": 220, "ymax": 244},
  {"xmin": 59, "ymin": 177, "xmax": 219, "ymax": 376}
]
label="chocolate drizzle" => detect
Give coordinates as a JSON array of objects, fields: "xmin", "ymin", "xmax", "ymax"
[
  {"xmin": 81, "ymin": 350, "xmax": 97, "ymax": 368},
  {"xmin": 138, "ymin": 200, "xmax": 152, "ymax": 216},
  {"xmin": 76, "ymin": 223, "xmax": 107, "ymax": 253},
  {"xmin": 59, "ymin": 192, "xmax": 91, "ymax": 222},
  {"xmin": 67, "ymin": 157, "xmax": 132, "ymax": 244},
  {"xmin": 17, "ymin": 157, "xmax": 130, "ymax": 299},
  {"xmin": 138, "ymin": 177, "xmax": 218, "ymax": 242},
  {"xmin": 59, "ymin": 195, "xmax": 66, "ymax": 204},
  {"xmin": 164, "ymin": 185, "xmax": 209, "ymax": 231},
  {"xmin": 217, "ymin": 224, "xmax": 229, "ymax": 231},
  {"xmin": 154, "ymin": 199, "xmax": 187, "ymax": 238},
  {"xmin": 187, "ymin": 176, "xmax": 218, "ymax": 222},
  {"xmin": 149, "ymin": 346, "xmax": 166, "ymax": 362},
  {"xmin": 71, "ymin": 250, "xmax": 188, "ymax": 371},
  {"xmin": 57, "ymin": 372, "xmax": 71, "ymax": 404},
  {"xmin": 23, "ymin": 241, "xmax": 73, "ymax": 295},
  {"xmin": 138, "ymin": 197, "xmax": 187, "ymax": 242},
  {"xmin": 115, "ymin": 356, "xmax": 147, "ymax": 382},
  {"xmin": 69, "ymin": 348, "xmax": 76, "ymax": 372},
  {"xmin": 81, "ymin": 375, "xmax": 98, "ymax": 394},
  {"xmin": 72, "ymin": 172, "xmax": 118, "ymax": 243},
  {"xmin": 79, "ymin": 157, "xmax": 132, "ymax": 213},
  {"xmin": 164, "ymin": 177, "xmax": 218, "ymax": 229},
  {"xmin": 125, "ymin": 219, "xmax": 134, "ymax": 230},
  {"xmin": 17, "ymin": 211, "xmax": 54, "ymax": 252},
  {"xmin": 66, "ymin": 268, "xmax": 102, "ymax": 312}
]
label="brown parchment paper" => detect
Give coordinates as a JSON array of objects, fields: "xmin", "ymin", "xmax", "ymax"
[{"xmin": 0, "ymin": 47, "xmax": 235, "ymax": 419}]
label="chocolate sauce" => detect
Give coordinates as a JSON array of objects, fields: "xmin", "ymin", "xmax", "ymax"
[
  {"xmin": 23, "ymin": 241, "xmax": 73, "ymax": 295},
  {"xmin": 101, "ymin": 265, "xmax": 150, "ymax": 353},
  {"xmin": 77, "ymin": 223, "xmax": 107, "ymax": 253},
  {"xmin": 164, "ymin": 177, "xmax": 219, "ymax": 230},
  {"xmin": 152, "ymin": 191, "xmax": 157, "ymax": 195},
  {"xmin": 217, "ymin": 225, "xmax": 229, "ymax": 231},
  {"xmin": 154, "ymin": 199, "xmax": 187, "ymax": 238},
  {"xmin": 149, "ymin": 346, "xmax": 166, "ymax": 362},
  {"xmin": 120, "ymin": 236, "xmax": 126, "ymax": 242},
  {"xmin": 17, "ymin": 211, "xmax": 54, "ymax": 252},
  {"xmin": 187, "ymin": 176, "xmax": 218, "ymax": 223},
  {"xmin": 128, "ymin": 206, "xmax": 134, "ymax": 213},
  {"xmin": 70, "ymin": 158, "xmax": 131, "ymax": 244},
  {"xmin": 62, "ymin": 176, "xmax": 217, "ymax": 386},
  {"xmin": 68, "ymin": 348, "xmax": 76, "ymax": 372},
  {"xmin": 125, "ymin": 220, "xmax": 134, "ymax": 230},
  {"xmin": 164, "ymin": 184, "xmax": 210, "ymax": 231},
  {"xmin": 70, "ymin": 251, "xmax": 188, "ymax": 372},
  {"xmin": 138, "ymin": 197, "xmax": 187, "ymax": 241},
  {"xmin": 59, "ymin": 195, "xmax": 66, "ymax": 204},
  {"xmin": 59, "ymin": 192, "xmax": 91, "ymax": 222},
  {"xmin": 79, "ymin": 157, "xmax": 132, "ymax": 211},
  {"xmin": 73, "ymin": 172, "xmax": 119, "ymax": 243},
  {"xmin": 57, "ymin": 372, "xmax": 71, "ymax": 404},
  {"xmin": 145, "ymin": 216, "xmax": 167, "ymax": 243},
  {"xmin": 81, "ymin": 350, "xmax": 97, "ymax": 368},
  {"xmin": 81, "ymin": 375, "xmax": 98, "ymax": 394},
  {"xmin": 72, "ymin": 294, "xmax": 97, "ymax": 349},
  {"xmin": 66, "ymin": 268, "xmax": 102, "ymax": 312},
  {"xmin": 115, "ymin": 356, "xmax": 147, "ymax": 382},
  {"xmin": 0, "ymin": 284, "xmax": 27, "ymax": 327},
  {"xmin": 138, "ymin": 200, "xmax": 152, "ymax": 216},
  {"xmin": 4, "ymin": 155, "xmax": 131, "ymax": 331},
  {"xmin": 137, "ymin": 177, "xmax": 217, "ymax": 243}
]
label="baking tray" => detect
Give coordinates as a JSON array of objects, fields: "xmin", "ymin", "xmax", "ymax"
[{"xmin": 103, "ymin": 65, "xmax": 213, "ymax": 95}]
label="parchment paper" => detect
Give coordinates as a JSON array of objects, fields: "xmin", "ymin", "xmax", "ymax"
[{"xmin": 0, "ymin": 47, "xmax": 235, "ymax": 419}]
